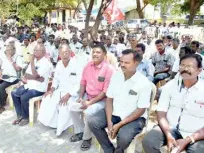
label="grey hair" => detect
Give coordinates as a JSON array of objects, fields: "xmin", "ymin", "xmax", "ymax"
[
  {"xmin": 34, "ymin": 44, "xmax": 46, "ymax": 53},
  {"xmin": 5, "ymin": 44, "xmax": 16, "ymax": 54}
]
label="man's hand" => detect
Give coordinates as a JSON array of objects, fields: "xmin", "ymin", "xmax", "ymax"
[
  {"xmin": 107, "ymin": 121, "xmax": 113, "ymax": 137},
  {"xmin": 175, "ymin": 139, "xmax": 189, "ymax": 153},
  {"xmin": 110, "ymin": 123, "xmax": 121, "ymax": 139},
  {"xmin": 166, "ymin": 133, "xmax": 177, "ymax": 152},
  {"xmin": 44, "ymin": 89, "xmax": 54, "ymax": 98},
  {"xmin": 59, "ymin": 94, "xmax": 70, "ymax": 106},
  {"xmin": 21, "ymin": 77, "xmax": 27, "ymax": 84},
  {"xmin": 76, "ymin": 98, "xmax": 84, "ymax": 103},
  {"xmin": 80, "ymin": 100, "xmax": 92, "ymax": 110},
  {"xmin": 30, "ymin": 54, "xmax": 35, "ymax": 63}
]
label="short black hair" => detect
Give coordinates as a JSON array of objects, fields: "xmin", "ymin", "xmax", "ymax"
[
  {"xmin": 61, "ymin": 39, "xmax": 69, "ymax": 44},
  {"xmin": 122, "ymin": 49, "xmax": 142, "ymax": 62},
  {"xmin": 173, "ymin": 38, "xmax": 180, "ymax": 44},
  {"xmin": 136, "ymin": 43, "xmax": 146, "ymax": 52},
  {"xmin": 180, "ymin": 46, "xmax": 193, "ymax": 54},
  {"xmin": 180, "ymin": 54, "xmax": 202, "ymax": 68},
  {"xmin": 92, "ymin": 45, "xmax": 107, "ymax": 54},
  {"xmin": 155, "ymin": 39, "xmax": 163, "ymax": 45},
  {"xmin": 166, "ymin": 35, "xmax": 173, "ymax": 40},
  {"xmin": 191, "ymin": 41, "xmax": 200, "ymax": 48},
  {"xmin": 49, "ymin": 34, "xmax": 55, "ymax": 39}
]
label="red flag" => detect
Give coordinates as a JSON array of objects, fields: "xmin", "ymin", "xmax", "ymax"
[{"xmin": 104, "ymin": 0, "xmax": 124, "ymax": 24}]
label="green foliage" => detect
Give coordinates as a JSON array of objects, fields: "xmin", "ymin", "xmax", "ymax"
[{"xmin": 0, "ymin": 0, "xmax": 78, "ymax": 25}]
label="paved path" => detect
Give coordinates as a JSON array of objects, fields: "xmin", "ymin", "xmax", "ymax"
[{"xmin": 0, "ymin": 107, "xmax": 98, "ymax": 153}]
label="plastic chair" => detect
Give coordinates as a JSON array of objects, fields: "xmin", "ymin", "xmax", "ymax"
[
  {"xmin": 126, "ymin": 82, "xmax": 157, "ymax": 153},
  {"xmin": 6, "ymin": 82, "xmax": 21, "ymax": 110},
  {"xmin": 29, "ymin": 96, "xmax": 43, "ymax": 127}
]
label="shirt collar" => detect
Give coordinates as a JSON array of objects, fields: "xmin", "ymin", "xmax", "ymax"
[{"xmin": 90, "ymin": 60, "xmax": 106, "ymax": 69}]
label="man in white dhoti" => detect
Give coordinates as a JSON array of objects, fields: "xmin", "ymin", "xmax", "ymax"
[{"xmin": 38, "ymin": 44, "xmax": 83, "ymax": 136}]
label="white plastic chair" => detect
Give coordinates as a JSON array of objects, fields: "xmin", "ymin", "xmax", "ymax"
[
  {"xmin": 6, "ymin": 83, "xmax": 21, "ymax": 110},
  {"xmin": 29, "ymin": 96, "xmax": 43, "ymax": 127}
]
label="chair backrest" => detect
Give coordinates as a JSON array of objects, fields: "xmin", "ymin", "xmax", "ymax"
[{"xmin": 145, "ymin": 82, "xmax": 157, "ymax": 132}]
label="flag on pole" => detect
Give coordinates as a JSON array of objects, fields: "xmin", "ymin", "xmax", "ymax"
[{"xmin": 104, "ymin": 0, "xmax": 125, "ymax": 24}]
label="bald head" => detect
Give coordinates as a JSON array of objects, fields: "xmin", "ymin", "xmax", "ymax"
[
  {"xmin": 59, "ymin": 44, "xmax": 71, "ymax": 61},
  {"xmin": 34, "ymin": 44, "xmax": 46, "ymax": 59}
]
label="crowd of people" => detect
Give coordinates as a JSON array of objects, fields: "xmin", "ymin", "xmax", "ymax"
[{"xmin": 0, "ymin": 22, "xmax": 204, "ymax": 153}]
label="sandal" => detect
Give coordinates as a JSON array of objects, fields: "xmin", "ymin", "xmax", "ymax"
[
  {"xmin": 70, "ymin": 132, "xmax": 83, "ymax": 142},
  {"xmin": 80, "ymin": 138, "xmax": 92, "ymax": 151},
  {"xmin": 12, "ymin": 116, "xmax": 23, "ymax": 125}
]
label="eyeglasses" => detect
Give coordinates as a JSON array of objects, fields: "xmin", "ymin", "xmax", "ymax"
[{"xmin": 179, "ymin": 64, "xmax": 197, "ymax": 70}]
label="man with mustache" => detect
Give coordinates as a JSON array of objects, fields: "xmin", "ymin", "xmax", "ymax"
[
  {"xmin": 88, "ymin": 49, "xmax": 152, "ymax": 153},
  {"xmin": 69, "ymin": 45, "xmax": 114, "ymax": 151},
  {"xmin": 143, "ymin": 54, "xmax": 204, "ymax": 153}
]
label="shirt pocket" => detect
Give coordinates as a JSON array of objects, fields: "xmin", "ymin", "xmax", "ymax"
[
  {"xmin": 95, "ymin": 76, "xmax": 105, "ymax": 91},
  {"xmin": 186, "ymin": 97, "xmax": 204, "ymax": 118}
]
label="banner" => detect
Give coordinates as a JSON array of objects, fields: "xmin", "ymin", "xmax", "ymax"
[{"xmin": 104, "ymin": 0, "xmax": 125, "ymax": 24}]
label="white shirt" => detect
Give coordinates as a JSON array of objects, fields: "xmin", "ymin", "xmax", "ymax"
[
  {"xmin": 1, "ymin": 54, "xmax": 23, "ymax": 82},
  {"xmin": 77, "ymin": 46, "xmax": 92, "ymax": 55},
  {"xmin": 50, "ymin": 47, "xmax": 59, "ymax": 63},
  {"xmin": 157, "ymin": 78, "xmax": 204, "ymax": 137},
  {"xmin": 168, "ymin": 47, "xmax": 180, "ymax": 59},
  {"xmin": 69, "ymin": 42, "xmax": 82, "ymax": 53},
  {"xmin": 52, "ymin": 58, "xmax": 83, "ymax": 97},
  {"xmin": 115, "ymin": 43, "xmax": 126, "ymax": 57},
  {"xmin": 106, "ymin": 70, "xmax": 152, "ymax": 120},
  {"xmin": 25, "ymin": 57, "xmax": 52, "ymax": 92}
]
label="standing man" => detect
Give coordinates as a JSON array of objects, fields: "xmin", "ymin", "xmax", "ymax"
[
  {"xmin": 88, "ymin": 49, "xmax": 152, "ymax": 153},
  {"xmin": 143, "ymin": 54, "xmax": 204, "ymax": 153},
  {"xmin": 104, "ymin": 36, "xmax": 117, "ymax": 56},
  {"xmin": 11, "ymin": 44, "xmax": 52, "ymax": 126},
  {"xmin": 151, "ymin": 39, "xmax": 175, "ymax": 84},
  {"xmin": 69, "ymin": 45, "xmax": 114, "ymax": 151}
]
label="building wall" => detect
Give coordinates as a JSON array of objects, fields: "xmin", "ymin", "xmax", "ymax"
[{"xmin": 125, "ymin": 9, "xmax": 139, "ymax": 20}]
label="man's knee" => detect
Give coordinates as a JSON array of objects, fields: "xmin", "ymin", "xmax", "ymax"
[
  {"xmin": 117, "ymin": 130, "xmax": 133, "ymax": 149},
  {"xmin": 142, "ymin": 129, "xmax": 162, "ymax": 151},
  {"xmin": 187, "ymin": 140, "xmax": 204, "ymax": 153}
]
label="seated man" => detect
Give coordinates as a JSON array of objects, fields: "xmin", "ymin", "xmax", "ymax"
[
  {"xmin": 0, "ymin": 44, "xmax": 23, "ymax": 113},
  {"xmin": 136, "ymin": 43, "xmax": 155, "ymax": 81},
  {"xmin": 88, "ymin": 49, "xmax": 152, "ymax": 153},
  {"xmin": 151, "ymin": 39, "xmax": 175, "ymax": 84},
  {"xmin": 11, "ymin": 44, "xmax": 52, "ymax": 126},
  {"xmin": 143, "ymin": 54, "xmax": 204, "ymax": 153},
  {"xmin": 38, "ymin": 44, "xmax": 83, "ymax": 136},
  {"xmin": 69, "ymin": 45, "xmax": 114, "ymax": 151}
]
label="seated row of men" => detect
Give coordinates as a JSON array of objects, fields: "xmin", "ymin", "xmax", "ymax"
[{"xmin": 0, "ymin": 40, "xmax": 204, "ymax": 153}]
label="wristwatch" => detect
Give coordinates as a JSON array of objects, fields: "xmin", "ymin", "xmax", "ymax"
[{"xmin": 187, "ymin": 136, "xmax": 195, "ymax": 144}]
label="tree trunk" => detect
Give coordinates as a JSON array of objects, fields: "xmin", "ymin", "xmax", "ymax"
[
  {"xmin": 90, "ymin": 0, "xmax": 111, "ymax": 40},
  {"xmin": 84, "ymin": 0, "xmax": 94, "ymax": 38},
  {"xmin": 136, "ymin": 0, "xmax": 144, "ymax": 19},
  {"xmin": 188, "ymin": 0, "xmax": 201, "ymax": 25},
  {"xmin": 73, "ymin": 2, "xmax": 81, "ymax": 19}
]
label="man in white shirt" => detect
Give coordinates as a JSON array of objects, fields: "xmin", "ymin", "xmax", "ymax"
[
  {"xmin": 38, "ymin": 44, "xmax": 83, "ymax": 136},
  {"xmin": 88, "ymin": 49, "xmax": 152, "ymax": 153},
  {"xmin": 69, "ymin": 34, "xmax": 82, "ymax": 54},
  {"xmin": 170, "ymin": 38, "xmax": 180, "ymax": 59},
  {"xmin": 143, "ymin": 54, "xmax": 204, "ymax": 153},
  {"xmin": 50, "ymin": 38, "xmax": 60, "ymax": 66},
  {"xmin": 113, "ymin": 37, "xmax": 126, "ymax": 58},
  {"xmin": 104, "ymin": 36, "xmax": 117, "ymax": 57},
  {"xmin": 11, "ymin": 44, "xmax": 52, "ymax": 126},
  {"xmin": 0, "ymin": 44, "xmax": 23, "ymax": 113}
]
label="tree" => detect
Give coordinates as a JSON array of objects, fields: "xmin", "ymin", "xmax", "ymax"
[{"xmin": 181, "ymin": 0, "xmax": 204, "ymax": 25}]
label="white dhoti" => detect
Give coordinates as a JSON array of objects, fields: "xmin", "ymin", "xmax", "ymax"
[{"xmin": 38, "ymin": 90, "xmax": 78, "ymax": 136}]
